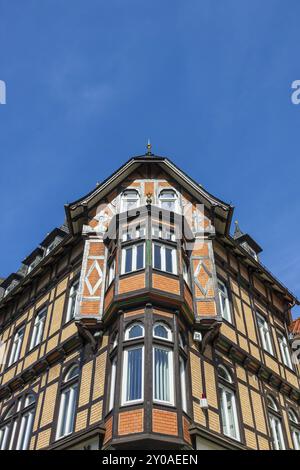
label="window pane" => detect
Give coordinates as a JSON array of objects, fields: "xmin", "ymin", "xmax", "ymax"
[
  {"xmin": 165, "ymin": 247, "xmax": 173, "ymax": 273},
  {"xmin": 154, "ymin": 324, "xmax": 168, "ymax": 339},
  {"xmin": 128, "ymin": 324, "xmax": 143, "ymax": 339},
  {"xmin": 125, "ymin": 247, "xmax": 133, "ymax": 273},
  {"xmin": 136, "ymin": 244, "xmax": 144, "ymax": 270},
  {"xmin": 154, "ymin": 244, "xmax": 161, "ymax": 270},
  {"xmin": 126, "ymin": 348, "xmax": 142, "ymax": 402},
  {"xmin": 154, "ymin": 348, "xmax": 171, "ymax": 403}
]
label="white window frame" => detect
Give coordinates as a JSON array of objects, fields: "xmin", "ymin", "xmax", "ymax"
[
  {"xmin": 56, "ymin": 383, "xmax": 78, "ymax": 440},
  {"xmin": 125, "ymin": 323, "xmax": 144, "ymax": 341},
  {"xmin": 153, "ymin": 322, "xmax": 172, "ymax": 342},
  {"xmin": 30, "ymin": 308, "xmax": 47, "ymax": 350},
  {"xmin": 8, "ymin": 326, "xmax": 25, "ymax": 366},
  {"xmin": 152, "ymin": 242, "xmax": 177, "ymax": 274},
  {"xmin": 121, "ymin": 243, "xmax": 145, "ymax": 275},
  {"xmin": 158, "ymin": 189, "xmax": 179, "ymax": 213},
  {"xmin": 219, "ymin": 383, "xmax": 240, "ymax": 441},
  {"xmin": 179, "ymin": 356, "xmax": 187, "ymax": 413},
  {"xmin": 292, "ymin": 427, "xmax": 300, "ymax": 450},
  {"xmin": 121, "ymin": 189, "xmax": 140, "ymax": 213},
  {"xmin": 278, "ymin": 334, "xmax": 293, "ymax": 369},
  {"xmin": 109, "ymin": 357, "xmax": 117, "ymax": 412},
  {"xmin": 269, "ymin": 413, "xmax": 285, "ymax": 450},
  {"xmin": 65, "ymin": 279, "xmax": 79, "ymax": 323},
  {"xmin": 218, "ymin": 279, "xmax": 232, "ymax": 323},
  {"xmin": 106, "ymin": 259, "xmax": 115, "ymax": 289},
  {"xmin": 256, "ymin": 313, "xmax": 274, "ymax": 355},
  {"xmin": 152, "ymin": 225, "xmax": 176, "ymax": 242},
  {"xmin": 122, "ymin": 225, "xmax": 145, "ymax": 242},
  {"xmin": 122, "ymin": 346, "xmax": 144, "ymax": 406},
  {"xmin": 0, "ymin": 424, "xmax": 10, "ymax": 450},
  {"xmin": 15, "ymin": 408, "xmax": 35, "ymax": 450},
  {"xmin": 153, "ymin": 346, "xmax": 174, "ymax": 406}
]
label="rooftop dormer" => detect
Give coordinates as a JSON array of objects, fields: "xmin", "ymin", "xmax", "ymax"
[{"xmin": 233, "ymin": 221, "xmax": 262, "ymax": 262}]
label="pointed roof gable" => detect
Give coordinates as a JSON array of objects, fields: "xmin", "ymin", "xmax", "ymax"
[{"xmin": 65, "ymin": 153, "xmax": 233, "ymax": 236}]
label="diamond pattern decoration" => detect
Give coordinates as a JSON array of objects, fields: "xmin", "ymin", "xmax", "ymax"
[
  {"xmin": 84, "ymin": 260, "xmax": 103, "ymax": 296},
  {"xmin": 194, "ymin": 259, "xmax": 213, "ymax": 296}
]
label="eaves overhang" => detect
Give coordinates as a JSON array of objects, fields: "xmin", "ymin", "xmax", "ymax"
[
  {"xmin": 220, "ymin": 234, "xmax": 300, "ymax": 307},
  {"xmin": 65, "ymin": 154, "xmax": 233, "ymax": 236}
]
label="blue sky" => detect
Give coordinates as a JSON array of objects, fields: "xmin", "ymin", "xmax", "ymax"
[{"xmin": 0, "ymin": 1, "xmax": 299, "ymax": 317}]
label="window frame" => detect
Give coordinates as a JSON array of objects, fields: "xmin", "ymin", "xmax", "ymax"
[
  {"xmin": 217, "ymin": 365, "xmax": 240, "ymax": 442},
  {"xmin": 120, "ymin": 189, "xmax": 140, "ymax": 213},
  {"xmin": 55, "ymin": 364, "xmax": 80, "ymax": 441},
  {"xmin": 152, "ymin": 345, "xmax": 174, "ymax": 406},
  {"xmin": 256, "ymin": 312, "xmax": 274, "ymax": 355},
  {"xmin": 152, "ymin": 242, "xmax": 177, "ymax": 275},
  {"xmin": 8, "ymin": 325, "xmax": 25, "ymax": 367},
  {"xmin": 217, "ymin": 279, "xmax": 232, "ymax": 323},
  {"xmin": 121, "ymin": 242, "xmax": 145, "ymax": 275},
  {"xmin": 158, "ymin": 189, "xmax": 179, "ymax": 213},
  {"xmin": 29, "ymin": 307, "xmax": 47, "ymax": 350},
  {"xmin": 65, "ymin": 278, "xmax": 79, "ymax": 324},
  {"xmin": 278, "ymin": 333, "xmax": 293, "ymax": 369},
  {"xmin": 121, "ymin": 345, "xmax": 144, "ymax": 406}
]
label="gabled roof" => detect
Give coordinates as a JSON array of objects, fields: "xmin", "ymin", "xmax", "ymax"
[{"xmin": 65, "ymin": 154, "xmax": 233, "ymax": 236}]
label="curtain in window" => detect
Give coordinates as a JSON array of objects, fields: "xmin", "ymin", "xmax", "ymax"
[
  {"xmin": 269, "ymin": 414, "xmax": 285, "ymax": 450},
  {"xmin": 126, "ymin": 348, "xmax": 142, "ymax": 402},
  {"xmin": 154, "ymin": 347, "xmax": 171, "ymax": 403}
]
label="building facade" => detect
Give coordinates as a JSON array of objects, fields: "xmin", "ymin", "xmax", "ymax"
[{"xmin": 0, "ymin": 151, "xmax": 299, "ymax": 451}]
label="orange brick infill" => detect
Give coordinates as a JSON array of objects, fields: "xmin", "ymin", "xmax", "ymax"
[
  {"xmin": 152, "ymin": 409, "xmax": 178, "ymax": 436},
  {"xmin": 118, "ymin": 409, "xmax": 144, "ymax": 436},
  {"xmin": 152, "ymin": 273, "xmax": 180, "ymax": 295},
  {"xmin": 103, "ymin": 416, "xmax": 113, "ymax": 444}
]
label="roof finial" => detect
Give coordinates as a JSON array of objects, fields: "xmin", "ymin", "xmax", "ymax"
[
  {"xmin": 233, "ymin": 220, "xmax": 243, "ymax": 239},
  {"xmin": 146, "ymin": 138, "xmax": 152, "ymax": 156}
]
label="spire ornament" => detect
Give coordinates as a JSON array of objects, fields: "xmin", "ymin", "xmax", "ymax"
[{"xmin": 146, "ymin": 139, "xmax": 152, "ymax": 156}]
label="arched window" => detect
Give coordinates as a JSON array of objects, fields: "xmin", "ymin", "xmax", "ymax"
[
  {"xmin": 121, "ymin": 189, "xmax": 140, "ymax": 213},
  {"xmin": 0, "ymin": 394, "xmax": 36, "ymax": 450},
  {"xmin": 218, "ymin": 365, "xmax": 240, "ymax": 441},
  {"xmin": 153, "ymin": 322, "xmax": 172, "ymax": 341},
  {"xmin": 267, "ymin": 395, "xmax": 285, "ymax": 450},
  {"xmin": 218, "ymin": 364, "xmax": 233, "ymax": 383},
  {"xmin": 153, "ymin": 322, "xmax": 174, "ymax": 405},
  {"xmin": 158, "ymin": 189, "xmax": 178, "ymax": 212},
  {"xmin": 288, "ymin": 409, "xmax": 300, "ymax": 450},
  {"xmin": 56, "ymin": 364, "xmax": 80, "ymax": 440},
  {"xmin": 125, "ymin": 323, "xmax": 144, "ymax": 340},
  {"xmin": 122, "ymin": 323, "xmax": 144, "ymax": 405}
]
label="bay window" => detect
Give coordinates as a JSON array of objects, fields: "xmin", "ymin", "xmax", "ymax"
[
  {"xmin": 267, "ymin": 395, "xmax": 285, "ymax": 450},
  {"xmin": 30, "ymin": 307, "xmax": 47, "ymax": 350},
  {"xmin": 122, "ymin": 224, "xmax": 145, "ymax": 241},
  {"xmin": 152, "ymin": 243, "xmax": 177, "ymax": 274},
  {"xmin": 121, "ymin": 243, "xmax": 145, "ymax": 274},
  {"xmin": 218, "ymin": 365, "xmax": 240, "ymax": 441},
  {"xmin": 56, "ymin": 364, "xmax": 79, "ymax": 440},
  {"xmin": 256, "ymin": 313, "xmax": 274, "ymax": 355}
]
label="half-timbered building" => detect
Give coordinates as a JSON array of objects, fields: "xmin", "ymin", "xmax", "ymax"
[{"xmin": 0, "ymin": 148, "xmax": 299, "ymax": 450}]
